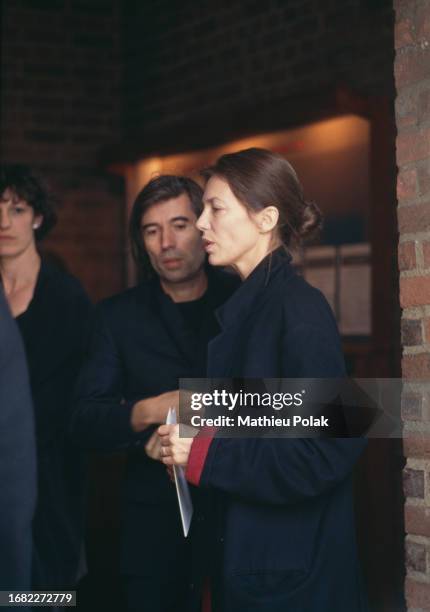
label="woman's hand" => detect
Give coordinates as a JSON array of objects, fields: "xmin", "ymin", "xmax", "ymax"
[{"xmin": 157, "ymin": 424, "xmax": 196, "ymax": 468}]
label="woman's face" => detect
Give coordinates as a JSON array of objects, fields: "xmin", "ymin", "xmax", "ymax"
[
  {"xmin": 0, "ymin": 188, "xmax": 41, "ymax": 259},
  {"xmin": 197, "ymin": 176, "xmax": 263, "ymax": 274}
]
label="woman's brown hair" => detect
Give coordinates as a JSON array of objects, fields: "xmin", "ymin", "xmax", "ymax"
[{"xmin": 201, "ymin": 147, "xmax": 322, "ymax": 247}]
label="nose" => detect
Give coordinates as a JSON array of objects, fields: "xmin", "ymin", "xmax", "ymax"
[
  {"xmin": 196, "ymin": 208, "xmax": 209, "ymax": 232},
  {"xmin": 160, "ymin": 226, "xmax": 176, "ymax": 250},
  {"xmin": 0, "ymin": 208, "xmax": 11, "ymax": 230}
]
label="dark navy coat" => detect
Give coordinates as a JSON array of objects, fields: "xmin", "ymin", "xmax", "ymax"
[
  {"xmin": 71, "ymin": 268, "xmax": 238, "ymax": 582},
  {"xmin": 188, "ymin": 249, "xmax": 369, "ymax": 612},
  {"xmin": 16, "ymin": 262, "xmax": 93, "ymax": 589},
  {"xmin": 0, "ymin": 287, "xmax": 36, "ymax": 593}
]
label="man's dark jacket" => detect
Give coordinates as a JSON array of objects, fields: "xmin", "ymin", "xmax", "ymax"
[
  {"xmin": 187, "ymin": 249, "xmax": 369, "ymax": 612},
  {"xmin": 70, "ymin": 268, "xmax": 238, "ymax": 580},
  {"xmin": 0, "ymin": 287, "xmax": 36, "ymax": 592}
]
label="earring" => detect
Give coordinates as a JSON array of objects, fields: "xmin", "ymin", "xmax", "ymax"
[{"xmin": 33, "ymin": 223, "xmax": 39, "ymax": 229}]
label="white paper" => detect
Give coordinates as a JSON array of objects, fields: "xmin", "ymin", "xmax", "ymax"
[{"xmin": 166, "ymin": 407, "xmax": 194, "ymax": 537}]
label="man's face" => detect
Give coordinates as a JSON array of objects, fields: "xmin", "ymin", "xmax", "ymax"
[{"xmin": 140, "ymin": 193, "xmax": 206, "ymax": 284}]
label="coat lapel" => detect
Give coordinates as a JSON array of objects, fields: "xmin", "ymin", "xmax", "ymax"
[
  {"xmin": 207, "ymin": 248, "xmax": 294, "ymax": 377},
  {"xmin": 16, "ymin": 263, "xmax": 74, "ymax": 385}
]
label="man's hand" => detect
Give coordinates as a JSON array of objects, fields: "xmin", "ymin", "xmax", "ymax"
[
  {"xmin": 144, "ymin": 430, "xmax": 162, "ymax": 461},
  {"xmin": 157, "ymin": 424, "xmax": 197, "ymax": 468},
  {"xmin": 131, "ymin": 390, "xmax": 179, "ymax": 432}
]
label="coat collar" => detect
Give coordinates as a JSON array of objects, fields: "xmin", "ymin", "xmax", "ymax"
[{"xmin": 215, "ymin": 247, "xmax": 294, "ymax": 331}]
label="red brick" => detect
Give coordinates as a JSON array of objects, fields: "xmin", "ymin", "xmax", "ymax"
[
  {"xmin": 394, "ymin": 0, "xmax": 412, "ymax": 15},
  {"xmin": 397, "ymin": 167, "xmax": 418, "ymax": 201},
  {"xmin": 424, "ymin": 242, "xmax": 430, "ymax": 268},
  {"xmin": 405, "ymin": 540, "xmax": 427, "ymax": 572},
  {"xmin": 419, "ymin": 165, "xmax": 430, "ymax": 197},
  {"xmin": 397, "ymin": 127, "xmax": 430, "ymax": 165},
  {"xmin": 404, "ymin": 468, "xmax": 425, "ymax": 497},
  {"xmin": 398, "ymin": 242, "xmax": 417, "ymax": 271},
  {"xmin": 400, "ymin": 276, "xmax": 430, "ymax": 307},
  {"xmin": 405, "ymin": 504, "xmax": 430, "ymax": 537},
  {"xmin": 397, "ymin": 113, "xmax": 418, "ymax": 129},
  {"xmin": 404, "ymin": 434, "xmax": 430, "ymax": 459},
  {"xmin": 418, "ymin": 88, "xmax": 430, "ymax": 125},
  {"xmin": 403, "ymin": 352, "xmax": 430, "ymax": 377},
  {"xmin": 396, "ymin": 89, "xmax": 418, "ymax": 127},
  {"xmin": 405, "ymin": 577, "xmax": 430, "ymax": 610},
  {"xmin": 395, "ymin": 17, "xmax": 415, "ymax": 48},
  {"xmin": 395, "ymin": 46, "xmax": 430, "ymax": 88},
  {"xmin": 416, "ymin": 3, "xmax": 430, "ymax": 43},
  {"xmin": 398, "ymin": 203, "xmax": 430, "ymax": 233}
]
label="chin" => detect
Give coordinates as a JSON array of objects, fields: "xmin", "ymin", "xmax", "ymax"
[
  {"xmin": 207, "ymin": 252, "xmax": 221, "ymax": 266},
  {"xmin": 0, "ymin": 247, "xmax": 18, "ymax": 258},
  {"xmin": 208, "ymin": 252, "xmax": 230, "ymax": 268}
]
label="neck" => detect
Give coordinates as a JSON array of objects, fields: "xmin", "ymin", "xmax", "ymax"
[
  {"xmin": 233, "ymin": 237, "xmax": 280, "ymax": 280},
  {"xmin": 160, "ymin": 267, "xmax": 208, "ymax": 303},
  {"xmin": 0, "ymin": 246, "xmax": 41, "ymax": 294}
]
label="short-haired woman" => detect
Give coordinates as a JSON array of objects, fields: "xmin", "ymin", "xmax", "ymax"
[
  {"xmin": 0, "ymin": 165, "xmax": 93, "ymax": 590},
  {"xmin": 159, "ymin": 148, "xmax": 369, "ymax": 612}
]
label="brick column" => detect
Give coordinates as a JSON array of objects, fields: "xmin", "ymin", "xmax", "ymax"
[{"xmin": 395, "ymin": 1, "xmax": 430, "ymax": 609}]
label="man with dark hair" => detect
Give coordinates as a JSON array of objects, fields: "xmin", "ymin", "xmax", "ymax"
[
  {"xmin": 71, "ymin": 175, "xmax": 238, "ymax": 612},
  {"xmin": 0, "ymin": 286, "xmax": 36, "ymax": 595}
]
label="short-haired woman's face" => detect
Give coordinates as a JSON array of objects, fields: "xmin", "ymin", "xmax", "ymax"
[
  {"xmin": 0, "ymin": 188, "xmax": 41, "ymax": 259},
  {"xmin": 197, "ymin": 176, "xmax": 262, "ymax": 272}
]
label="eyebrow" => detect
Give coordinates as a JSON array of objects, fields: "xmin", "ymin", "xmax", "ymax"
[
  {"xmin": 0, "ymin": 199, "xmax": 26, "ymax": 206},
  {"xmin": 0, "ymin": 194, "xmax": 24, "ymax": 204},
  {"xmin": 141, "ymin": 215, "xmax": 191, "ymax": 230},
  {"xmin": 203, "ymin": 197, "xmax": 225, "ymax": 205}
]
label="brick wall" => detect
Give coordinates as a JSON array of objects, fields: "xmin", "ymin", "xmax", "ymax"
[
  {"xmin": 1, "ymin": 0, "xmax": 396, "ymax": 298},
  {"xmin": 123, "ymin": 0, "xmax": 395, "ymax": 145},
  {"xmin": 0, "ymin": 0, "xmax": 124, "ymax": 300},
  {"xmin": 395, "ymin": 0, "xmax": 430, "ymax": 609}
]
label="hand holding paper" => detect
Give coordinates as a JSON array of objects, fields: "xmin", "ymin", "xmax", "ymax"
[{"xmin": 158, "ymin": 408, "xmax": 194, "ymax": 537}]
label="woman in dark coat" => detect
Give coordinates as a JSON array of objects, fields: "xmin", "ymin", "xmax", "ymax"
[
  {"xmin": 159, "ymin": 148, "xmax": 369, "ymax": 612},
  {"xmin": 0, "ymin": 165, "xmax": 92, "ymax": 590}
]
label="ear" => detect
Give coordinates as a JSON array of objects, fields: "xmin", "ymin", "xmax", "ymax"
[
  {"xmin": 33, "ymin": 214, "xmax": 43, "ymax": 230},
  {"xmin": 256, "ymin": 206, "xmax": 279, "ymax": 234}
]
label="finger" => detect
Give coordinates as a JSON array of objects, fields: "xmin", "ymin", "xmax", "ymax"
[
  {"xmin": 158, "ymin": 431, "xmax": 173, "ymax": 441},
  {"xmin": 162, "ymin": 456, "xmax": 174, "ymax": 466},
  {"xmin": 158, "ymin": 424, "xmax": 174, "ymax": 435}
]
